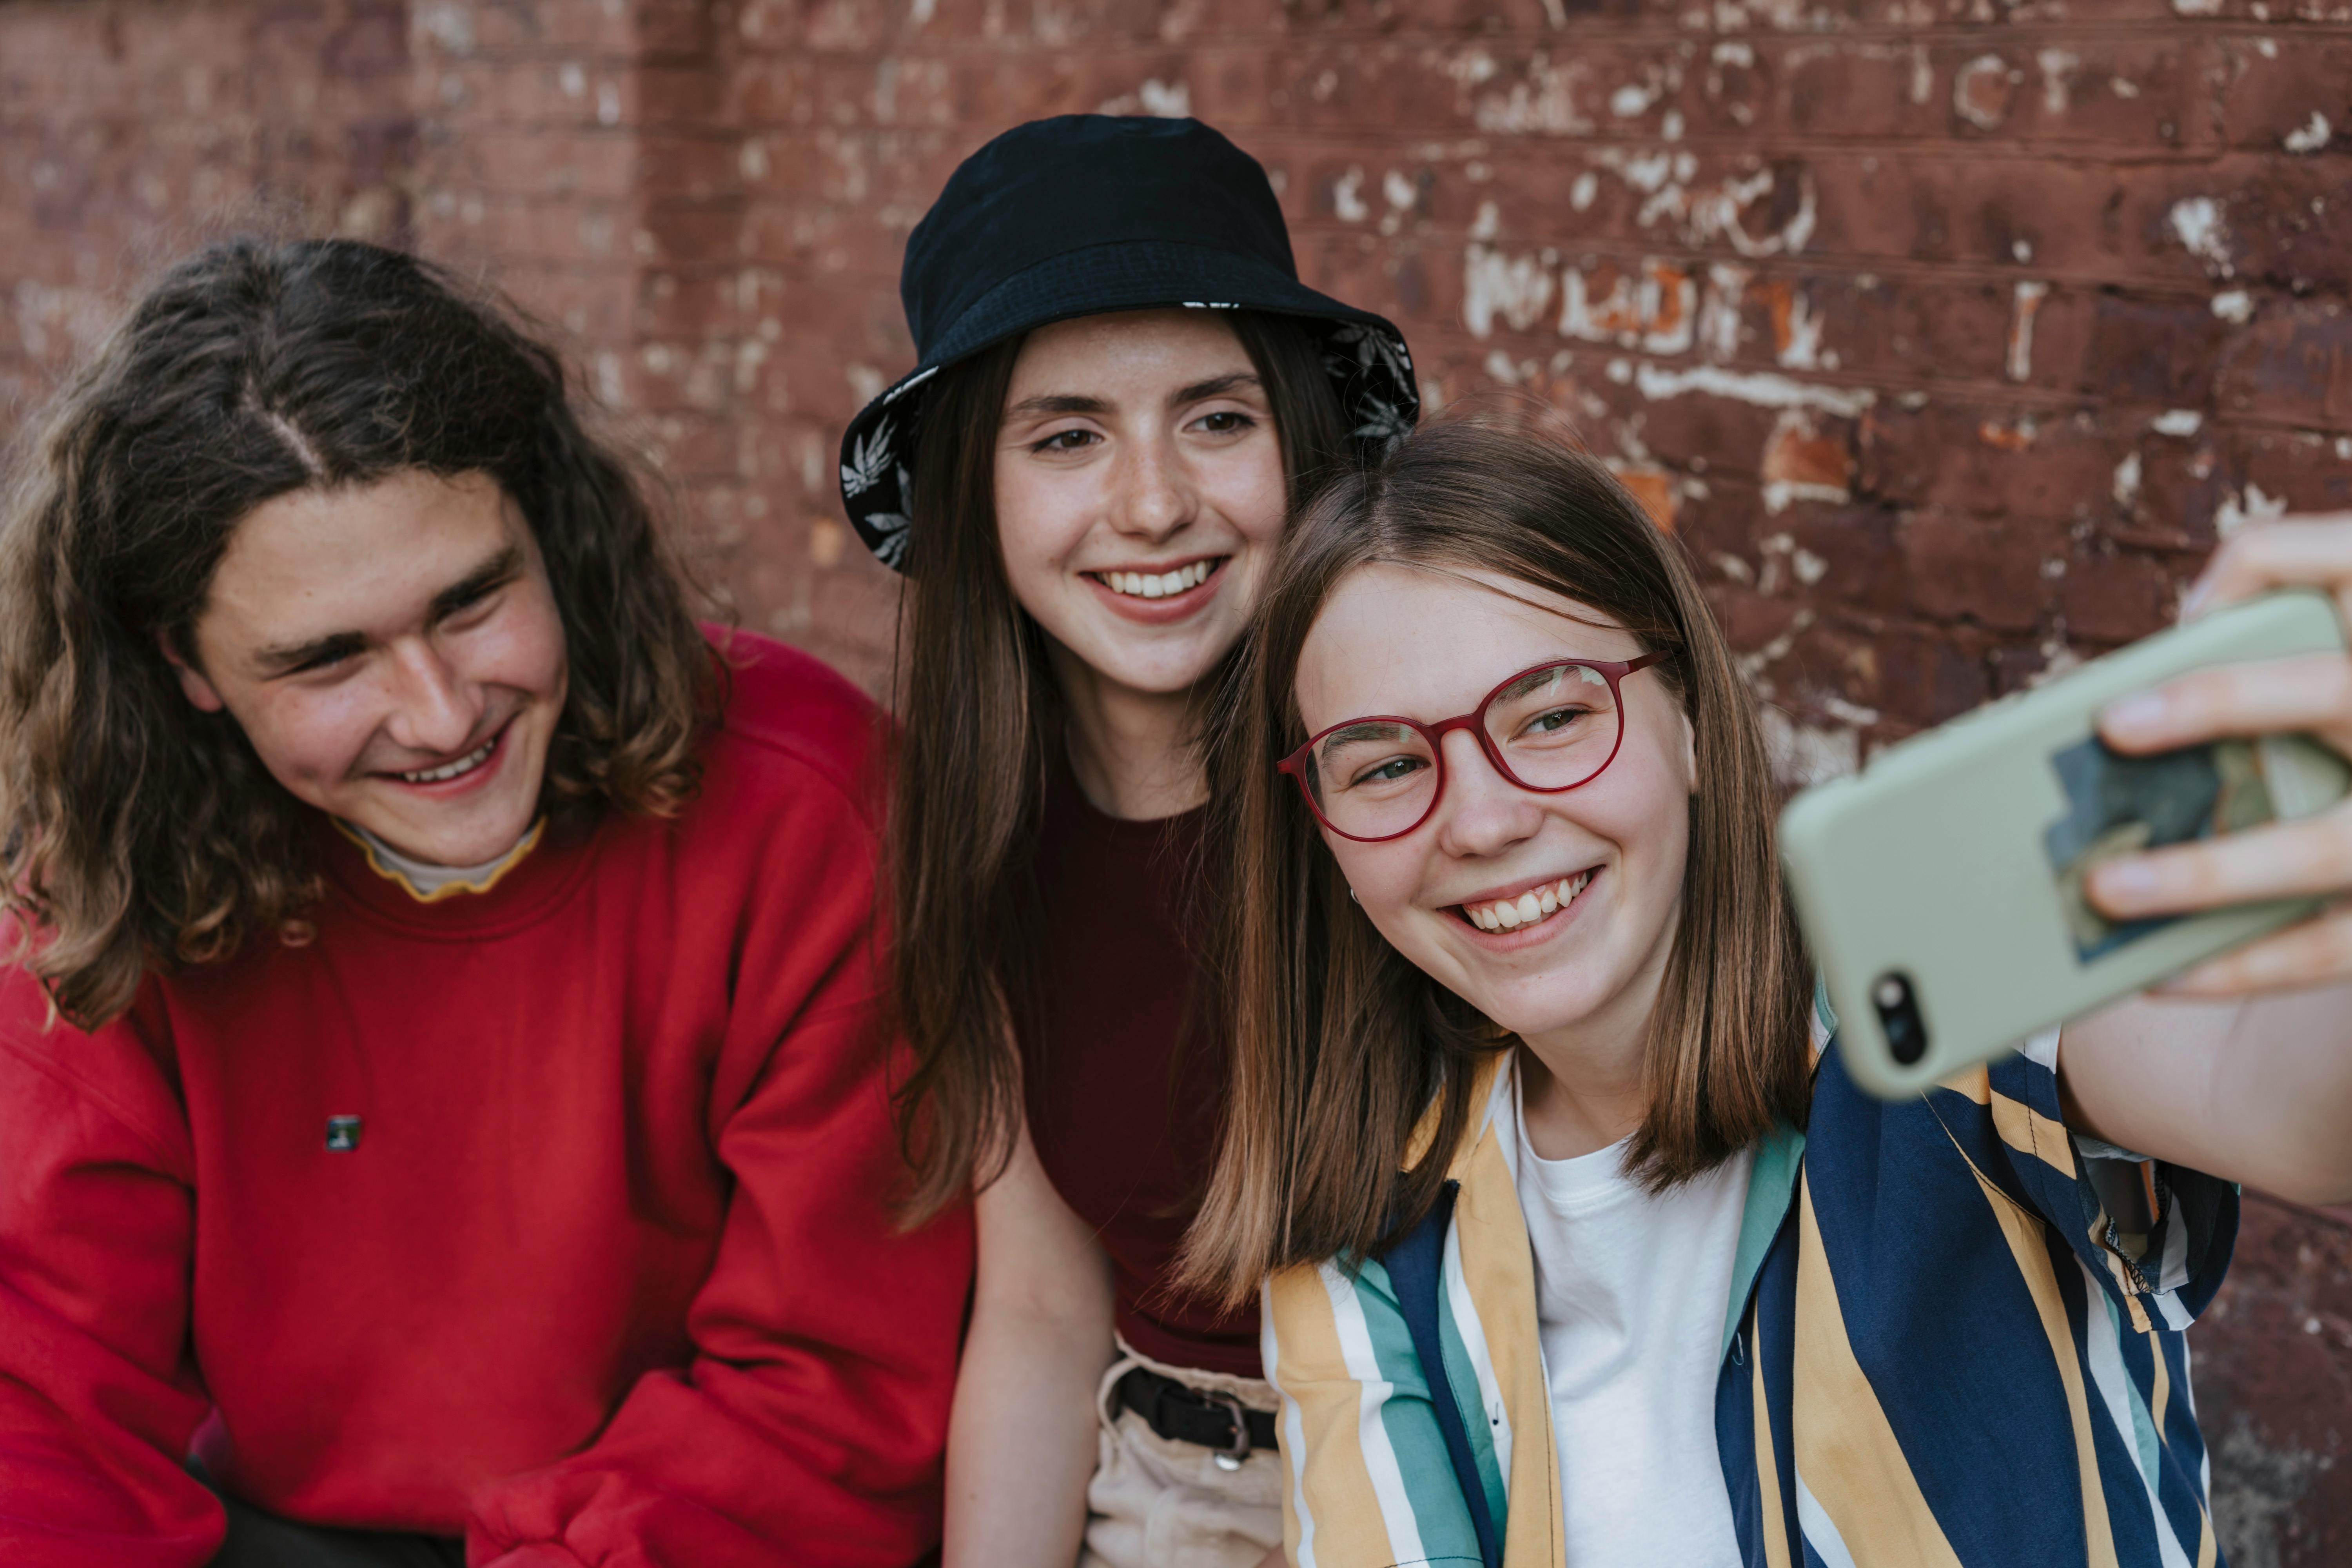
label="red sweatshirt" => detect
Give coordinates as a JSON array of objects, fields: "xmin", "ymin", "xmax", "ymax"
[{"xmin": 0, "ymin": 633, "xmax": 972, "ymax": 1568}]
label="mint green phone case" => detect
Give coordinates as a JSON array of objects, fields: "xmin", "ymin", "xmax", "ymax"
[{"xmin": 1778, "ymin": 588, "xmax": 2351, "ymax": 1100}]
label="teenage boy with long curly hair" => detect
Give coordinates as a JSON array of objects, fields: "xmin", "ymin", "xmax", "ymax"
[{"xmin": 0, "ymin": 238, "xmax": 971, "ymax": 1568}]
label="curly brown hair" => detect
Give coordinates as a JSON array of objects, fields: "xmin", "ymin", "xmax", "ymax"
[{"xmin": 0, "ymin": 238, "xmax": 720, "ymax": 1030}]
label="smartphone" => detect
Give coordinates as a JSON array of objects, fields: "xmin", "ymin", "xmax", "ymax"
[{"xmin": 1778, "ymin": 588, "xmax": 2351, "ymax": 1100}]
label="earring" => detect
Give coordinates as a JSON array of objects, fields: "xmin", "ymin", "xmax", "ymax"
[{"xmin": 1349, "ymin": 887, "xmax": 1360, "ymax": 903}]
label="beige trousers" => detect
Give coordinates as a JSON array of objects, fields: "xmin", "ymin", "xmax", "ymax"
[{"xmin": 1077, "ymin": 1338, "xmax": 1284, "ymax": 1568}]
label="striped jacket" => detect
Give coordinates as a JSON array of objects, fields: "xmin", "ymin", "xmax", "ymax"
[{"xmin": 1261, "ymin": 1010, "xmax": 2237, "ymax": 1568}]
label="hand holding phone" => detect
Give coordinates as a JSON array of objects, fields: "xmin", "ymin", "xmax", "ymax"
[
  {"xmin": 2083, "ymin": 515, "xmax": 2352, "ymax": 995},
  {"xmin": 1777, "ymin": 575, "xmax": 2350, "ymax": 1100}
]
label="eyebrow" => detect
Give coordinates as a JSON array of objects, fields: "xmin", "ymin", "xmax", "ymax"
[
  {"xmin": 1318, "ymin": 720, "xmax": 1414, "ymax": 749},
  {"xmin": 1172, "ymin": 370, "xmax": 1259, "ymax": 405},
  {"xmin": 1001, "ymin": 371, "xmax": 1265, "ymax": 427},
  {"xmin": 430, "ymin": 546, "xmax": 523, "ymax": 621},
  {"xmin": 1003, "ymin": 392, "xmax": 1114, "ymax": 423},
  {"xmin": 250, "ymin": 546, "xmax": 524, "ymax": 677}
]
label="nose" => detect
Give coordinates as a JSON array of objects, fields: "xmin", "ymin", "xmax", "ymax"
[
  {"xmin": 1429, "ymin": 728, "xmax": 1543, "ymax": 860},
  {"xmin": 381, "ymin": 637, "xmax": 482, "ymax": 757},
  {"xmin": 1108, "ymin": 427, "xmax": 1197, "ymax": 546}
]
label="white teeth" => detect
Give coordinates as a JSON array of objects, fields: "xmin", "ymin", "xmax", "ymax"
[
  {"xmin": 398, "ymin": 736, "xmax": 495, "ymax": 784},
  {"xmin": 1466, "ymin": 870, "xmax": 1595, "ymax": 933},
  {"xmin": 1096, "ymin": 561, "xmax": 1216, "ymax": 598}
]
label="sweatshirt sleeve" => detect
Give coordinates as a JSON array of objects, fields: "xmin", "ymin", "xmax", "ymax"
[
  {"xmin": 465, "ymin": 765, "xmax": 975, "ymax": 1568},
  {"xmin": 0, "ymin": 980, "xmax": 223, "ymax": 1568}
]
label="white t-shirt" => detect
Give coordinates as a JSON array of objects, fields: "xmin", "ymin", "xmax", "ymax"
[{"xmin": 1508, "ymin": 1064, "xmax": 1750, "ymax": 1568}]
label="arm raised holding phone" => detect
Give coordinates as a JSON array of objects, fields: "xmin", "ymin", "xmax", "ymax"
[{"xmin": 2060, "ymin": 515, "xmax": 2352, "ymax": 1205}]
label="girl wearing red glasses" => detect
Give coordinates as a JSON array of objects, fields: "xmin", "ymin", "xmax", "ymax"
[{"xmin": 1185, "ymin": 418, "xmax": 2352, "ymax": 1568}]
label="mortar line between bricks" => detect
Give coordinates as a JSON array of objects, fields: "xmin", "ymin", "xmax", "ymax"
[
  {"xmin": 1149, "ymin": 133, "xmax": 2321, "ymax": 163},
  {"xmin": 709, "ymin": 125, "xmax": 2345, "ymax": 169},
  {"xmin": 715, "ymin": 20, "xmax": 2352, "ymax": 55},
  {"xmin": 1275, "ymin": 229, "xmax": 2262, "ymax": 301}
]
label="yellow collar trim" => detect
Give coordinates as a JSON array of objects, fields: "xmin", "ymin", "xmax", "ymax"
[{"xmin": 334, "ymin": 818, "xmax": 546, "ymax": 903}]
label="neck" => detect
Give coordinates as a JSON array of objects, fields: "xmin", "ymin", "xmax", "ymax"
[
  {"xmin": 1513, "ymin": 901, "xmax": 1681, "ymax": 1161},
  {"xmin": 1046, "ymin": 639, "xmax": 1206, "ymax": 821}
]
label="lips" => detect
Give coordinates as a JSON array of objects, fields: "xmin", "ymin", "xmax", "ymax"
[
  {"xmin": 1453, "ymin": 867, "xmax": 1600, "ymax": 935},
  {"xmin": 394, "ymin": 734, "xmax": 497, "ymax": 784},
  {"xmin": 376, "ymin": 717, "xmax": 512, "ymax": 791},
  {"xmin": 1086, "ymin": 557, "xmax": 1223, "ymax": 599},
  {"xmin": 1080, "ymin": 554, "xmax": 1230, "ymax": 622}
]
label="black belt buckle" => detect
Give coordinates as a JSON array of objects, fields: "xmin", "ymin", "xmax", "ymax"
[{"xmin": 1202, "ymin": 1388, "xmax": 1251, "ymax": 1472}]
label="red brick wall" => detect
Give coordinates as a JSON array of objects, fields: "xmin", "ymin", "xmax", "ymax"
[
  {"xmin": 0, "ymin": 1, "xmax": 414, "ymax": 417},
  {"xmin": 4, "ymin": 1, "xmax": 2350, "ymax": 1557}
]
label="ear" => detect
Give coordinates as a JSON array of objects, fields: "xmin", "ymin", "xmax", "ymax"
[
  {"xmin": 1679, "ymin": 705, "xmax": 1698, "ymax": 795},
  {"xmin": 158, "ymin": 636, "xmax": 227, "ymax": 713}
]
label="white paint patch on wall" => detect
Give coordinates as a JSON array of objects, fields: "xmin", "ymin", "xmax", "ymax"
[
  {"xmin": 1098, "ymin": 78, "xmax": 1191, "ymax": 117},
  {"xmin": 2168, "ymin": 196, "xmax": 2233, "ymax": 276},
  {"xmin": 2036, "ymin": 49, "xmax": 2079, "ymax": 115},
  {"xmin": 2215, "ymin": 483, "xmax": 2288, "ymax": 537},
  {"xmin": 1953, "ymin": 54, "xmax": 2011, "ymax": 129},
  {"xmin": 2007, "ymin": 281, "xmax": 2049, "ymax": 382},
  {"xmin": 1688, "ymin": 167, "xmax": 1817, "ymax": 257},
  {"xmin": 1333, "ymin": 166, "xmax": 1369, "ymax": 222},
  {"xmin": 2112, "ymin": 450, "xmax": 2142, "ymax": 510},
  {"xmin": 1699, "ymin": 264, "xmax": 1751, "ymax": 361},
  {"xmin": 1463, "ymin": 244, "xmax": 1556, "ymax": 336},
  {"xmin": 1472, "ymin": 52, "xmax": 1597, "ymax": 136},
  {"xmin": 2284, "ymin": 113, "xmax": 2332, "ymax": 154},
  {"xmin": 1760, "ymin": 704, "xmax": 1860, "ymax": 788},
  {"xmin": 1778, "ymin": 290, "xmax": 1824, "ymax": 370},
  {"xmin": 2210, "ymin": 289, "xmax": 2254, "ymax": 323},
  {"xmin": 1635, "ymin": 361, "xmax": 1876, "ymax": 417}
]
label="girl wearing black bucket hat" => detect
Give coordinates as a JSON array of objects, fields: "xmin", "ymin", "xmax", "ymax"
[{"xmin": 847, "ymin": 116, "xmax": 1415, "ymax": 1567}]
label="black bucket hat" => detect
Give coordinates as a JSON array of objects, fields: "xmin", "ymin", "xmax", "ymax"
[{"xmin": 838, "ymin": 114, "xmax": 1419, "ymax": 569}]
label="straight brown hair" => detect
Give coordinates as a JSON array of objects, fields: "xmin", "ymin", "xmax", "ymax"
[
  {"xmin": 0, "ymin": 238, "xmax": 717, "ymax": 1031},
  {"xmin": 1181, "ymin": 418, "xmax": 1813, "ymax": 1302},
  {"xmin": 886, "ymin": 309, "xmax": 1352, "ymax": 1224}
]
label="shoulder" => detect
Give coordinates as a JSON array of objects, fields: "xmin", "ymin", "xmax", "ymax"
[
  {"xmin": 695, "ymin": 627, "xmax": 887, "ymax": 835},
  {"xmin": 0, "ymin": 960, "xmax": 192, "ymax": 1172}
]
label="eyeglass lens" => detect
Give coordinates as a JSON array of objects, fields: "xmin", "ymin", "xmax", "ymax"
[{"xmin": 1301, "ymin": 663, "xmax": 1623, "ymax": 838}]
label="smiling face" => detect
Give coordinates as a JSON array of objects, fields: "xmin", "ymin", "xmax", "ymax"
[
  {"xmin": 993, "ymin": 309, "xmax": 1290, "ymax": 703},
  {"xmin": 170, "ymin": 468, "xmax": 569, "ymax": 867},
  {"xmin": 1294, "ymin": 562, "xmax": 1696, "ymax": 1048}
]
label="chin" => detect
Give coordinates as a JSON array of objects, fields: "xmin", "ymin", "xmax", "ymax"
[
  {"xmin": 1479, "ymin": 981, "xmax": 1615, "ymax": 1040},
  {"xmin": 350, "ymin": 777, "xmax": 541, "ymax": 867}
]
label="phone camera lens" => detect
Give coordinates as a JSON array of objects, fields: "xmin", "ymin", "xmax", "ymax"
[{"xmin": 1872, "ymin": 971, "xmax": 1930, "ymax": 1067}]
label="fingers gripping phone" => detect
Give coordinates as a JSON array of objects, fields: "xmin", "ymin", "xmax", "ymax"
[{"xmin": 1779, "ymin": 588, "xmax": 2352, "ymax": 1100}]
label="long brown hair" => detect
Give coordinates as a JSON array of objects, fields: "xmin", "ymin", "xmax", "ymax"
[
  {"xmin": 0, "ymin": 237, "xmax": 718, "ymax": 1030},
  {"xmin": 887, "ymin": 309, "xmax": 1352, "ymax": 1223},
  {"xmin": 1181, "ymin": 418, "xmax": 1813, "ymax": 1302}
]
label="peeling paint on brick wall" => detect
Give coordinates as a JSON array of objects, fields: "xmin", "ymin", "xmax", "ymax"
[{"xmin": 4, "ymin": 2, "xmax": 2351, "ymax": 1552}]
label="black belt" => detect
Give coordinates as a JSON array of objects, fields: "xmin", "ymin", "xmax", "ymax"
[{"xmin": 1116, "ymin": 1365, "xmax": 1278, "ymax": 1462}]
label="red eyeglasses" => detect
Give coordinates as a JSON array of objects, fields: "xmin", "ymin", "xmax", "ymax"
[{"xmin": 1276, "ymin": 652, "xmax": 1671, "ymax": 842}]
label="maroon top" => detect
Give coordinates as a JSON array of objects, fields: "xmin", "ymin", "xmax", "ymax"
[{"xmin": 1011, "ymin": 756, "xmax": 1261, "ymax": 1377}]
